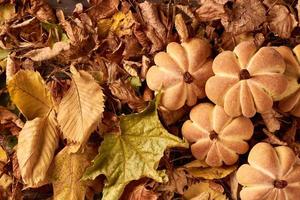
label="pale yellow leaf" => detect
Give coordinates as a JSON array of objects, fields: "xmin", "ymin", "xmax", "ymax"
[
  {"xmin": 17, "ymin": 110, "xmax": 59, "ymax": 186},
  {"xmin": 51, "ymin": 146, "xmax": 96, "ymax": 200},
  {"xmin": 185, "ymin": 160, "xmax": 237, "ymax": 180},
  {"xmin": 0, "ymin": 174, "xmax": 12, "ymax": 190},
  {"xmin": 183, "ymin": 181, "xmax": 228, "ymax": 200},
  {"xmin": 0, "ymin": 4, "xmax": 15, "ymax": 23},
  {"xmin": 0, "ymin": 146, "xmax": 7, "ymax": 163},
  {"xmin": 57, "ymin": 66, "xmax": 104, "ymax": 152},
  {"xmin": 8, "ymin": 70, "xmax": 53, "ymax": 120},
  {"xmin": 24, "ymin": 41, "xmax": 70, "ymax": 61}
]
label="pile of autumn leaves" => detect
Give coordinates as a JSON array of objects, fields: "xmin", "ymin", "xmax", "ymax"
[
  {"xmin": 7, "ymin": 66, "xmax": 104, "ymax": 197},
  {"xmin": 6, "ymin": 32, "xmax": 300, "ymax": 200}
]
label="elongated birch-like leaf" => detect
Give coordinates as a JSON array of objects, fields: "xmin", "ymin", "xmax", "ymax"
[
  {"xmin": 8, "ymin": 70, "xmax": 53, "ymax": 120},
  {"xmin": 51, "ymin": 146, "xmax": 96, "ymax": 200},
  {"xmin": 57, "ymin": 66, "xmax": 104, "ymax": 152},
  {"xmin": 83, "ymin": 100, "xmax": 188, "ymax": 200},
  {"xmin": 17, "ymin": 110, "xmax": 59, "ymax": 186}
]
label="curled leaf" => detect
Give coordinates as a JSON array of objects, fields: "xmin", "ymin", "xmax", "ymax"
[
  {"xmin": 8, "ymin": 70, "xmax": 53, "ymax": 120},
  {"xmin": 57, "ymin": 66, "xmax": 104, "ymax": 152},
  {"xmin": 24, "ymin": 41, "xmax": 70, "ymax": 61},
  {"xmin": 17, "ymin": 110, "xmax": 59, "ymax": 186}
]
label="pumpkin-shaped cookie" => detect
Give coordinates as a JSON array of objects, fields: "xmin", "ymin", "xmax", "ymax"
[
  {"xmin": 146, "ymin": 38, "xmax": 213, "ymax": 110},
  {"xmin": 205, "ymin": 41, "xmax": 288, "ymax": 117},
  {"xmin": 237, "ymin": 142, "xmax": 300, "ymax": 200},
  {"xmin": 275, "ymin": 45, "xmax": 300, "ymax": 117},
  {"xmin": 182, "ymin": 103, "xmax": 254, "ymax": 167}
]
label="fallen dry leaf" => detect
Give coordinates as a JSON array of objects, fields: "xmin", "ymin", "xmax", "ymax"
[
  {"xmin": 221, "ymin": 0, "xmax": 266, "ymax": 35},
  {"xmin": 196, "ymin": 0, "xmax": 228, "ymax": 22},
  {"xmin": 139, "ymin": 1, "xmax": 167, "ymax": 42},
  {"xmin": 17, "ymin": 110, "xmax": 59, "ymax": 186},
  {"xmin": 8, "ymin": 70, "xmax": 53, "ymax": 120},
  {"xmin": 267, "ymin": 5, "xmax": 298, "ymax": 38},
  {"xmin": 88, "ymin": 0, "xmax": 119, "ymax": 20},
  {"xmin": 24, "ymin": 41, "xmax": 70, "ymax": 61},
  {"xmin": 57, "ymin": 66, "xmax": 104, "ymax": 153},
  {"xmin": 109, "ymin": 80, "xmax": 147, "ymax": 112},
  {"xmin": 175, "ymin": 14, "xmax": 189, "ymax": 42},
  {"xmin": 51, "ymin": 146, "xmax": 97, "ymax": 200},
  {"xmin": 183, "ymin": 181, "xmax": 227, "ymax": 200},
  {"xmin": 185, "ymin": 160, "xmax": 237, "ymax": 180}
]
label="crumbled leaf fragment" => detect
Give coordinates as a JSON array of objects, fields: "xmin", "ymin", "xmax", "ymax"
[{"xmin": 83, "ymin": 100, "xmax": 188, "ymax": 200}]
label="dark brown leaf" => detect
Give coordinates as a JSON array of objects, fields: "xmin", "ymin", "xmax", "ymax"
[{"xmin": 88, "ymin": 0, "xmax": 119, "ymax": 20}]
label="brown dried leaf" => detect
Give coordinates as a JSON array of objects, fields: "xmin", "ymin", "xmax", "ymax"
[
  {"xmin": 109, "ymin": 80, "xmax": 147, "ymax": 112},
  {"xmin": 221, "ymin": 0, "xmax": 266, "ymax": 35},
  {"xmin": 144, "ymin": 25, "xmax": 164, "ymax": 53},
  {"xmin": 139, "ymin": 1, "xmax": 167, "ymax": 41},
  {"xmin": 28, "ymin": 0, "xmax": 56, "ymax": 22},
  {"xmin": 267, "ymin": 5, "xmax": 298, "ymax": 38},
  {"xmin": 196, "ymin": 1, "xmax": 228, "ymax": 22},
  {"xmin": 126, "ymin": 184, "xmax": 158, "ymax": 200},
  {"xmin": 88, "ymin": 0, "xmax": 119, "ymax": 20},
  {"xmin": 0, "ymin": 106, "xmax": 24, "ymax": 136}
]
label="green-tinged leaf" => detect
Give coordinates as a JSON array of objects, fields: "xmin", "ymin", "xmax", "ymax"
[
  {"xmin": 183, "ymin": 181, "xmax": 228, "ymax": 200},
  {"xmin": 83, "ymin": 100, "xmax": 188, "ymax": 200},
  {"xmin": 0, "ymin": 4, "xmax": 15, "ymax": 23},
  {"xmin": 128, "ymin": 76, "xmax": 142, "ymax": 90},
  {"xmin": 7, "ymin": 70, "xmax": 53, "ymax": 120},
  {"xmin": 57, "ymin": 66, "xmax": 104, "ymax": 153},
  {"xmin": 17, "ymin": 110, "xmax": 59, "ymax": 186},
  {"xmin": 51, "ymin": 146, "xmax": 97, "ymax": 200},
  {"xmin": 0, "ymin": 48, "xmax": 10, "ymax": 60},
  {"xmin": 185, "ymin": 160, "xmax": 237, "ymax": 180}
]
